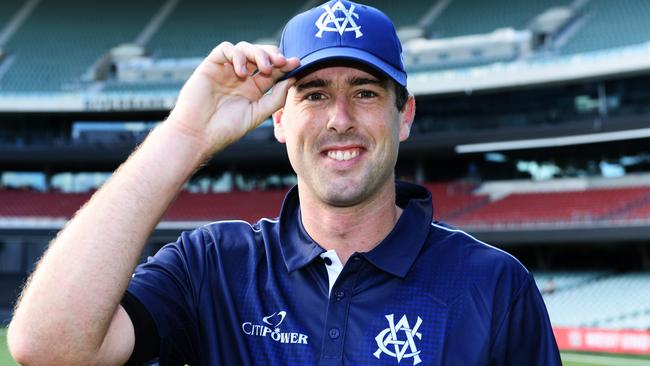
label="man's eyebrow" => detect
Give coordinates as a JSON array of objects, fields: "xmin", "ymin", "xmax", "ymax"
[
  {"xmin": 295, "ymin": 78, "xmax": 330, "ymax": 92},
  {"xmin": 348, "ymin": 77, "xmax": 388, "ymax": 88}
]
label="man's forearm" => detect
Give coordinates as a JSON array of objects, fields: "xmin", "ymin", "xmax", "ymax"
[{"xmin": 8, "ymin": 120, "xmax": 208, "ymax": 363}]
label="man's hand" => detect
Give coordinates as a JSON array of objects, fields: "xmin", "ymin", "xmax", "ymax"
[{"xmin": 168, "ymin": 41, "xmax": 300, "ymax": 157}]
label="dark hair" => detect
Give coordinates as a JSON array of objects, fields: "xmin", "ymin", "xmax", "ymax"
[{"xmin": 394, "ymin": 83, "xmax": 409, "ymax": 112}]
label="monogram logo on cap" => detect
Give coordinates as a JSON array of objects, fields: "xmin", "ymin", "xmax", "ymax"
[{"xmin": 315, "ymin": 1, "xmax": 363, "ymax": 38}]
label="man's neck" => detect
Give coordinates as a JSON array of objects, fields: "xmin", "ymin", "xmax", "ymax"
[{"xmin": 298, "ymin": 181, "xmax": 402, "ymax": 265}]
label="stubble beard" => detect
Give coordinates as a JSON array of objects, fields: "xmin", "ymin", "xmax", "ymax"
[{"xmin": 307, "ymin": 156, "xmax": 396, "ymax": 208}]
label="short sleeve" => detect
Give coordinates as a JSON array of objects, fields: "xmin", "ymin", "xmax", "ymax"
[
  {"xmin": 126, "ymin": 229, "xmax": 206, "ymax": 365},
  {"xmin": 489, "ymin": 274, "xmax": 562, "ymax": 365}
]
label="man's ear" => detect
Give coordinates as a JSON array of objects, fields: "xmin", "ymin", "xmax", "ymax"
[
  {"xmin": 273, "ymin": 108, "xmax": 286, "ymax": 143},
  {"xmin": 399, "ymin": 95, "xmax": 416, "ymax": 142}
]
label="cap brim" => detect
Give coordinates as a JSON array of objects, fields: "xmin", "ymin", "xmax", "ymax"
[{"xmin": 280, "ymin": 47, "xmax": 407, "ymax": 87}]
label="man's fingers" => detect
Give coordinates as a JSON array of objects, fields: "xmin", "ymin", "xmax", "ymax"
[
  {"xmin": 206, "ymin": 42, "xmax": 296, "ymax": 80},
  {"xmin": 253, "ymin": 47, "xmax": 273, "ymax": 75},
  {"xmin": 267, "ymin": 57, "xmax": 301, "ymax": 80},
  {"xmin": 251, "ymin": 56, "xmax": 300, "ymax": 95},
  {"xmin": 207, "ymin": 41, "xmax": 234, "ymax": 64},
  {"xmin": 260, "ymin": 44, "xmax": 281, "ymax": 55},
  {"xmin": 254, "ymin": 78, "xmax": 295, "ymax": 123},
  {"xmin": 231, "ymin": 47, "xmax": 249, "ymax": 77}
]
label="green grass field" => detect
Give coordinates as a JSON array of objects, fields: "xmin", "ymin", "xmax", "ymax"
[
  {"xmin": 1, "ymin": 328, "xmax": 18, "ymax": 366},
  {"xmin": 1, "ymin": 327, "xmax": 650, "ymax": 365},
  {"xmin": 562, "ymin": 351, "xmax": 650, "ymax": 366}
]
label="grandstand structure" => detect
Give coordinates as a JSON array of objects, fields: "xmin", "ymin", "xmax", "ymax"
[{"xmin": 1, "ymin": 0, "xmax": 650, "ymax": 355}]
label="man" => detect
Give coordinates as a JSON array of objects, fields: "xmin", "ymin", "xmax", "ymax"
[{"xmin": 8, "ymin": 1, "xmax": 561, "ymax": 365}]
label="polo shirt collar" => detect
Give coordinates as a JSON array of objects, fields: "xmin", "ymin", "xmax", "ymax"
[
  {"xmin": 279, "ymin": 181, "xmax": 433, "ymax": 278},
  {"xmin": 278, "ymin": 185, "xmax": 325, "ymax": 272}
]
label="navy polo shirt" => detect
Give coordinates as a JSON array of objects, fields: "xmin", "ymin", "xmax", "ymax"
[{"xmin": 124, "ymin": 181, "xmax": 561, "ymax": 365}]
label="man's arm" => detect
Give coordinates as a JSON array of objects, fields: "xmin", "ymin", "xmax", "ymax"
[
  {"xmin": 7, "ymin": 42, "xmax": 298, "ymax": 366},
  {"xmin": 489, "ymin": 274, "xmax": 561, "ymax": 365}
]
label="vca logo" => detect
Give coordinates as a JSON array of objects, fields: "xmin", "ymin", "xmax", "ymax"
[
  {"xmin": 314, "ymin": 0, "xmax": 363, "ymax": 38},
  {"xmin": 374, "ymin": 314, "xmax": 423, "ymax": 365}
]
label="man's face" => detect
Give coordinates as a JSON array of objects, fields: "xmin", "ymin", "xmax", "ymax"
[{"xmin": 274, "ymin": 65, "xmax": 414, "ymax": 207}]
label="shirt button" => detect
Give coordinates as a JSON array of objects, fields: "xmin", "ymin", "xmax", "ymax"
[
  {"xmin": 352, "ymin": 256, "xmax": 361, "ymax": 262},
  {"xmin": 335, "ymin": 290, "xmax": 346, "ymax": 300},
  {"xmin": 323, "ymin": 257, "xmax": 333, "ymax": 265},
  {"xmin": 328, "ymin": 327, "xmax": 340, "ymax": 339}
]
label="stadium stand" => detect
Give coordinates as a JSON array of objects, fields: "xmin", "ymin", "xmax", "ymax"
[
  {"xmin": 101, "ymin": 81, "xmax": 182, "ymax": 93},
  {"xmin": 1, "ymin": 0, "xmax": 650, "ymax": 94},
  {"xmin": 622, "ymin": 201, "xmax": 650, "ymax": 221},
  {"xmin": 425, "ymin": 181, "xmax": 490, "ymax": 221},
  {"xmin": 541, "ymin": 272, "xmax": 650, "ymax": 330},
  {"xmin": 0, "ymin": 1, "xmax": 24, "ymax": 31},
  {"xmin": 0, "ymin": 189, "xmax": 90, "ymax": 218},
  {"xmin": 165, "ymin": 190, "xmax": 286, "ymax": 222},
  {"xmin": 454, "ymin": 186, "xmax": 650, "ymax": 227},
  {"xmin": 361, "ymin": 0, "xmax": 427, "ymax": 29},
  {"xmin": 534, "ymin": 270, "xmax": 608, "ymax": 293},
  {"xmin": 0, "ymin": 0, "xmax": 160, "ymax": 92},
  {"xmin": 560, "ymin": 0, "xmax": 650, "ymax": 54},
  {"xmin": 146, "ymin": 0, "xmax": 305, "ymax": 58},
  {"xmin": 0, "ymin": 188, "xmax": 287, "ymax": 223},
  {"xmin": 427, "ymin": 0, "xmax": 569, "ymax": 38},
  {"xmin": 4, "ymin": 180, "xmax": 650, "ymax": 227}
]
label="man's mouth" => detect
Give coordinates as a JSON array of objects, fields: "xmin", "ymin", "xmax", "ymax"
[{"xmin": 326, "ymin": 148, "xmax": 361, "ymax": 161}]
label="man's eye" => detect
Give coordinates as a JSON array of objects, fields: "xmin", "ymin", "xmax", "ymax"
[
  {"xmin": 306, "ymin": 93, "xmax": 325, "ymax": 101},
  {"xmin": 357, "ymin": 90, "xmax": 377, "ymax": 98}
]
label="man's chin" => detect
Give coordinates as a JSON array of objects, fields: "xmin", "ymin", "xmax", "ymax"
[{"xmin": 318, "ymin": 180, "xmax": 369, "ymax": 208}]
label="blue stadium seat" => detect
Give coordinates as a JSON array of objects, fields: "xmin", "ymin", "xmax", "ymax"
[
  {"xmin": 146, "ymin": 0, "xmax": 305, "ymax": 59},
  {"xmin": 0, "ymin": 0, "xmax": 24, "ymax": 31},
  {"xmin": 543, "ymin": 272, "xmax": 650, "ymax": 330},
  {"xmin": 428, "ymin": 0, "xmax": 569, "ymax": 38},
  {"xmin": 1, "ymin": 0, "xmax": 160, "ymax": 92},
  {"xmin": 560, "ymin": 0, "xmax": 650, "ymax": 54},
  {"xmin": 359, "ymin": 0, "xmax": 425, "ymax": 29}
]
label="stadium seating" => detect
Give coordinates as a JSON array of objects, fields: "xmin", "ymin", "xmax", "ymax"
[
  {"xmin": 560, "ymin": 0, "xmax": 650, "ymax": 54},
  {"xmin": 0, "ymin": 188, "xmax": 287, "ymax": 224},
  {"xmin": 1, "ymin": 0, "xmax": 160, "ymax": 92},
  {"xmin": 424, "ymin": 181, "xmax": 489, "ymax": 220},
  {"xmin": 165, "ymin": 190, "xmax": 286, "ymax": 222},
  {"xmin": 453, "ymin": 186, "xmax": 650, "ymax": 227},
  {"xmin": 428, "ymin": 0, "xmax": 569, "ymax": 38},
  {"xmin": 101, "ymin": 81, "xmax": 182, "ymax": 93},
  {"xmin": 2, "ymin": 0, "xmax": 650, "ymax": 93},
  {"xmin": 146, "ymin": 0, "xmax": 304, "ymax": 59},
  {"xmin": 362, "ymin": 0, "xmax": 427, "ymax": 29},
  {"xmin": 534, "ymin": 270, "xmax": 607, "ymax": 293},
  {"xmin": 3, "ymin": 182, "xmax": 650, "ymax": 227},
  {"xmin": 0, "ymin": 189, "xmax": 91, "ymax": 217},
  {"xmin": 0, "ymin": 181, "xmax": 486, "ymax": 223},
  {"xmin": 541, "ymin": 271, "xmax": 650, "ymax": 330},
  {"xmin": 0, "ymin": 0, "xmax": 24, "ymax": 31},
  {"xmin": 622, "ymin": 201, "xmax": 650, "ymax": 221}
]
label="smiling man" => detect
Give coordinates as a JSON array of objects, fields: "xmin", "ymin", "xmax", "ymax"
[{"xmin": 8, "ymin": 1, "xmax": 560, "ymax": 365}]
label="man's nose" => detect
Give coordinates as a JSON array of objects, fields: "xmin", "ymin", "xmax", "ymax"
[{"xmin": 326, "ymin": 97, "xmax": 355, "ymax": 133}]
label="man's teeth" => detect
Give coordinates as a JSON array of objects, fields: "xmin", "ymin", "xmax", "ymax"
[{"xmin": 327, "ymin": 150, "xmax": 360, "ymax": 161}]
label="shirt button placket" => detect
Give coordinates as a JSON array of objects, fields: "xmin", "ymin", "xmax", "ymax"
[
  {"xmin": 319, "ymin": 255, "xmax": 363, "ymax": 366},
  {"xmin": 334, "ymin": 290, "xmax": 346, "ymax": 301}
]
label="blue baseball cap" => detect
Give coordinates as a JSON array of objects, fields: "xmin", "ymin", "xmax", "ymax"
[{"xmin": 279, "ymin": 0, "xmax": 407, "ymax": 87}]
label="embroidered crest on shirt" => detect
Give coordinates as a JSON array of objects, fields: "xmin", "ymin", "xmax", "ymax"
[
  {"xmin": 315, "ymin": 1, "xmax": 363, "ymax": 38},
  {"xmin": 374, "ymin": 314, "xmax": 423, "ymax": 365}
]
